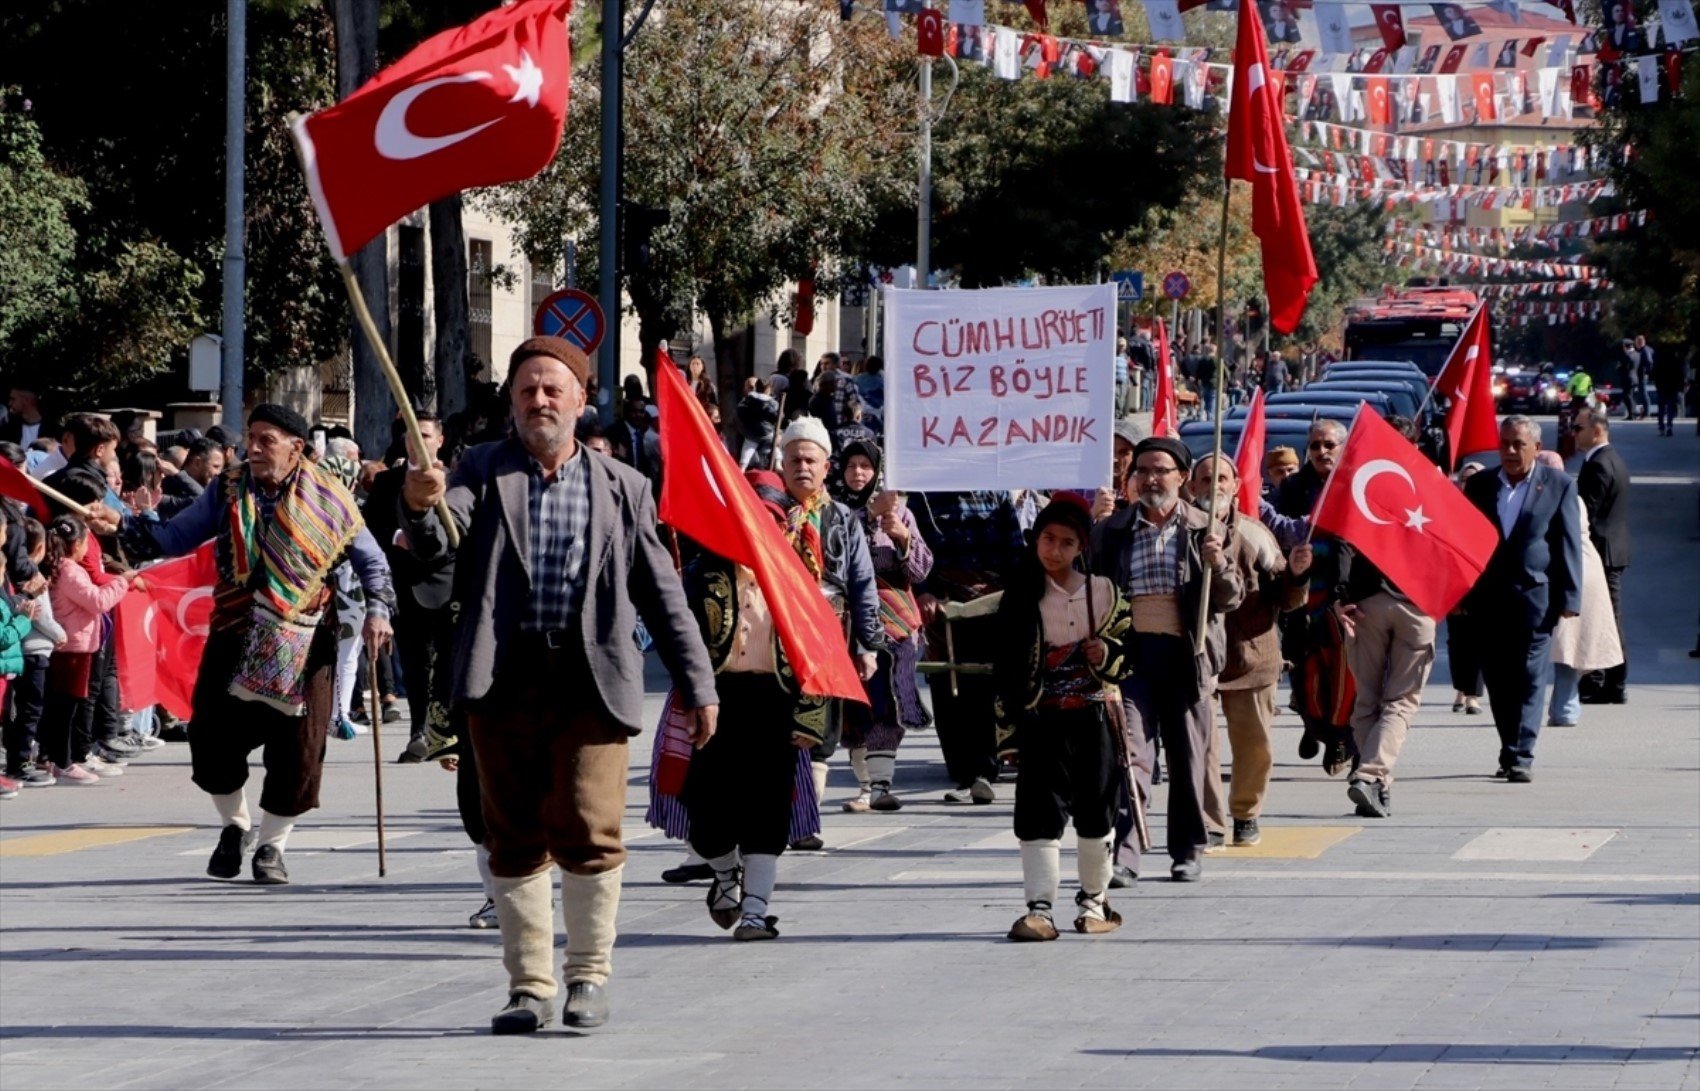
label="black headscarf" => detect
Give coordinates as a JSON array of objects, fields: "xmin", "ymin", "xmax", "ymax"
[{"xmin": 830, "ymin": 438, "xmax": 883, "ymax": 511}]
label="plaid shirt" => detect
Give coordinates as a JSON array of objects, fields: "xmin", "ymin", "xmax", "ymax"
[
  {"xmin": 523, "ymin": 448, "xmax": 592, "ymax": 633},
  {"xmin": 1126, "ymin": 506, "xmax": 1184, "ymax": 596}
]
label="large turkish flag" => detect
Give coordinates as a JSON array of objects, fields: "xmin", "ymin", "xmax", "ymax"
[
  {"xmin": 654, "ymin": 356, "xmax": 866, "ymax": 705},
  {"xmin": 1311, "ymin": 409, "xmax": 1498, "ymax": 620},
  {"xmin": 292, "ymin": 0, "xmax": 573, "ymax": 262},
  {"xmin": 1233, "ymin": 387, "xmax": 1267, "ymax": 518},
  {"xmin": 1226, "ymin": 1, "xmax": 1318, "ymax": 335},
  {"xmin": 1434, "ymin": 304, "xmax": 1501, "ymax": 468},
  {"xmin": 114, "ymin": 544, "xmax": 218, "ymax": 720}
]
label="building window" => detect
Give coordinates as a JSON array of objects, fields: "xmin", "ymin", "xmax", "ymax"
[
  {"xmin": 528, "ymin": 257, "xmax": 556, "ymax": 325},
  {"xmin": 469, "ymin": 239, "xmax": 493, "ymax": 379}
]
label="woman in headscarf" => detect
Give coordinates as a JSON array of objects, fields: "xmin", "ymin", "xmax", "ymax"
[{"xmin": 831, "ymin": 439, "xmax": 933, "ymax": 812}]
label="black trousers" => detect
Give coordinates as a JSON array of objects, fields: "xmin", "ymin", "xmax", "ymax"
[
  {"xmin": 684, "ymin": 671, "xmax": 797, "ymax": 858},
  {"xmin": 1446, "ymin": 616, "xmax": 1484, "ymax": 698},
  {"xmin": 4, "ymin": 654, "xmax": 49, "ymax": 769},
  {"xmin": 188, "ymin": 618, "xmax": 337, "ymax": 817},
  {"xmin": 1479, "ymin": 618, "xmax": 1552, "ymax": 771},
  {"xmin": 1012, "ymin": 704, "xmax": 1119, "ymax": 842},
  {"xmin": 1596, "ymin": 566, "xmax": 1627, "ymax": 697},
  {"xmin": 1114, "ymin": 633, "xmax": 1212, "ymax": 870},
  {"xmin": 92, "ymin": 638, "xmax": 122, "ymax": 745},
  {"xmin": 456, "ymin": 737, "xmax": 484, "ymax": 845},
  {"xmin": 393, "ymin": 595, "xmax": 455, "ymax": 740}
]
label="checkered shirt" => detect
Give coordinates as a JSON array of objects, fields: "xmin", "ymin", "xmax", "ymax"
[
  {"xmin": 1126, "ymin": 506, "xmax": 1184, "ymax": 597},
  {"xmin": 522, "ymin": 448, "xmax": 592, "ymax": 633}
]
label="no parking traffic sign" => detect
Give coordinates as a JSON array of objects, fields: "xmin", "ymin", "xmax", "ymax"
[{"xmin": 533, "ymin": 288, "xmax": 606, "ymax": 355}]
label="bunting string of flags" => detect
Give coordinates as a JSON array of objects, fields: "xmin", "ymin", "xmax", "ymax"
[
  {"xmin": 1500, "ymin": 300, "xmax": 1608, "ymax": 324},
  {"xmin": 1382, "ymin": 211, "xmax": 1649, "ymax": 252},
  {"xmin": 1293, "ymin": 167, "xmax": 1614, "ymax": 209},
  {"xmin": 1386, "ymin": 241, "xmax": 1598, "ymax": 278},
  {"xmin": 1292, "ymin": 144, "xmax": 1601, "ymax": 188}
]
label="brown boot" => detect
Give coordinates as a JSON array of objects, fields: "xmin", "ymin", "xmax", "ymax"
[{"xmin": 1007, "ymin": 904, "xmax": 1060, "ymax": 942}]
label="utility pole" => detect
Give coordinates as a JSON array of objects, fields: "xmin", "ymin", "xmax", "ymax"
[
  {"xmin": 917, "ymin": 39, "xmax": 932, "ymax": 288},
  {"xmin": 220, "ymin": 0, "xmax": 246, "ymax": 432},
  {"xmin": 597, "ymin": 0, "xmax": 624, "ymax": 420}
]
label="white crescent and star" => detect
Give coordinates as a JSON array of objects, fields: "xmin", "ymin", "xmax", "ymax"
[
  {"xmin": 700, "ymin": 456, "xmax": 728, "ymax": 508},
  {"xmin": 375, "ymin": 50, "xmax": 544, "ymax": 162},
  {"xmin": 1351, "ymin": 458, "xmax": 1430, "ymax": 532},
  {"xmin": 1244, "ymin": 65, "xmax": 1280, "ymax": 174},
  {"xmin": 176, "ymin": 587, "xmax": 214, "ymax": 639}
]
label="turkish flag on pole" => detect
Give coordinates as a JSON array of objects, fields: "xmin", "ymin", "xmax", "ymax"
[
  {"xmin": 0, "ymin": 460, "xmax": 48, "ymax": 520},
  {"xmin": 1311, "ymin": 408, "xmax": 1499, "ymax": 620},
  {"xmin": 1226, "ymin": 1, "xmax": 1318, "ymax": 336},
  {"xmin": 1152, "ymin": 320, "xmax": 1180, "ymax": 440},
  {"xmin": 114, "ymin": 544, "xmax": 218, "ymax": 720},
  {"xmin": 1434, "ymin": 304, "xmax": 1501, "ymax": 468},
  {"xmin": 1366, "ymin": 77, "xmax": 1392, "ymax": 126},
  {"xmin": 1233, "ymin": 387, "xmax": 1267, "ymax": 518},
  {"xmin": 655, "ymin": 355, "xmax": 866, "ymax": 705},
  {"xmin": 292, "ymin": 1, "xmax": 573, "ymax": 262},
  {"xmin": 1371, "ymin": 5, "xmax": 1407, "ymax": 51}
]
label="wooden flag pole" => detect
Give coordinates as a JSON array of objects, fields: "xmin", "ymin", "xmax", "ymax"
[
  {"xmin": 368, "ymin": 646, "xmax": 388, "ymax": 879},
  {"xmin": 336, "ymin": 262, "xmax": 460, "ymax": 549},
  {"xmin": 1195, "ymin": 184, "xmax": 1234, "ymax": 655},
  {"xmin": 26, "ymin": 476, "xmax": 98, "ymax": 521}
]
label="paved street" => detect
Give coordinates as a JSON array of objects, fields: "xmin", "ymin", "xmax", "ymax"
[{"xmin": 2, "ymin": 420, "xmax": 1696, "ymax": 1090}]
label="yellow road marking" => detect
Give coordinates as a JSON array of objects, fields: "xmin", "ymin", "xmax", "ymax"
[
  {"xmin": 0, "ymin": 826, "xmax": 195, "ymax": 858},
  {"xmin": 1212, "ymin": 826, "xmax": 1361, "ymax": 859}
]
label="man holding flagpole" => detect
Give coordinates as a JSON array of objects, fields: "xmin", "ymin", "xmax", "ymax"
[{"xmin": 402, "ymin": 338, "xmax": 719, "ymax": 1034}]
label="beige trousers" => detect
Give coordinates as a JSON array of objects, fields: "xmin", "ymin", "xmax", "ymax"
[
  {"xmin": 1221, "ymin": 684, "xmax": 1277, "ymax": 820},
  {"xmin": 1344, "ymin": 591, "xmax": 1436, "ymax": 786}
]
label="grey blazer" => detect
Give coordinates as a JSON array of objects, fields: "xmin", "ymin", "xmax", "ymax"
[{"xmin": 403, "ymin": 438, "xmax": 718, "ymax": 732}]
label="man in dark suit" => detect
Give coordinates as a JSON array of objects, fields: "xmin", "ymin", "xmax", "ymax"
[
  {"xmin": 1463, "ymin": 416, "xmax": 1582, "ymax": 782},
  {"xmin": 364, "ymin": 412, "xmax": 458, "ymax": 762},
  {"xmin": 1571, "ymin": 407, "xmax": 1630, "ymax": 702},
  {"xmin": 402, "ymin": 336, "xmax": 718, "ymax": 1035}
]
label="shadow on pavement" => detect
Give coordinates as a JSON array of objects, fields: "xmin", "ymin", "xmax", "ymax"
[{"xmin": 1083, "ymin": 1044, "xmax": 1700, "ymax": 1065}]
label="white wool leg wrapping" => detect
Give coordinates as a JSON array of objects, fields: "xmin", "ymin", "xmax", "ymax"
[
  {"xmin": 211, "ymin": 790, "xmax": 251, "ymax": 831},
  {"xmin": 1020, "ymin": 839, "xmax": 1062, "ymax": 911}
]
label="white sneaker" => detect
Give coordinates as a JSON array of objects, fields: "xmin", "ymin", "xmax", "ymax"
[
  {"xmin": 133, "ymin": 735, "xmax": 167, "ymax": 751},
  {"xmin": 48, "ymin": 762, "xmax": 100, "ymax": 785},
  {"xmin": 82, "ymin": 755, "xmax": 124, "ymax": 777},
  {"xmin": 969, "ymin": 776, "xmax": 996, "ymax": 804},
  {"xmin": 468, "ymin": 898, "xmax": 499, "ymax": 929}
]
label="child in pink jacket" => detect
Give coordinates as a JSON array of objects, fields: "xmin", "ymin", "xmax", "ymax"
[{"xmin": 41, "ymin": 517, "xmax": 132, "ymax": 785}]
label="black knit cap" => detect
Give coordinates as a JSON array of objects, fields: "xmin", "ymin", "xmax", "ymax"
[
  {"xmin": 1133, "ymin": 435, "xmax": 1192, "ymax": 474},
  {"xmin": 248, "ymin": 403, "xmax": 313, "ymax": 443},
  {"xmin": 1033, "ymin": 493, "xmax": 1094, "ymax": 550}
]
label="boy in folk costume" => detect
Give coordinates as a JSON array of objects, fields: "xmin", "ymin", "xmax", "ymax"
[
  {"xmin": 680, "ymin": 470, "xmax": 842, "ymax": 941},
  {"xmin": 106, "ymin": 405, "xmax": 394, "ymax": 884},
  {"xmin": 994, "ymin": 496, "xmax": 1136, "ymax": 941}
]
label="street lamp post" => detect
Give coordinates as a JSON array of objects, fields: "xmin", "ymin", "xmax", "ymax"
[{"xmin": 221, "ymin": 0, "xmax": 247, "ymax": 432}]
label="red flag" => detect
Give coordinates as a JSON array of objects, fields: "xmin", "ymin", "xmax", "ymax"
[
  {"xmin": 1440, "ymin": 44, "xmax": 1467, "ymax": 73},
  {"xmin": 1434, "ymin": 305, "xmax": 1500, "ymax": 468},
  {"xmin": 1471, "ymin": 73, "xmax": 1499, "ymax": 121},
  {"xmin": 1366, "ymin": 76, "xmax": 1391, "ymax": 125},
  {"xmin": 1150, "ymin": 51, "xmax": 1175, "ymax": 104},
  {"xmin": 917, "ymin": 9, "xmax": 945, "ymax": 57},
  {"xmin": 1024, "ymin": 0, "xmax": 1049, "ymax": 29},
  {"xmin": 1371, "ymin": 5, "xmax": 1407, "ymax": 51},
  {"xmin": 1311, "ymin": 408, "xmax": 1499, "ymax": 620},
  {"xmin": 655, "ymin": 354, "xmax": 865, "ymax": 704},
  {"xmin": 0, "ymin": 460, "xmax": 48, "ymax": 521},
  {"xmin": 1233, "ymin": 387, "xmax": 1267, "ymax": 518},
  {"xmin": 114, "ymin": 544, "xmax": 217, "ymax": 720},
  {"xmin": 1152, "ymin": 321, "xmax": 1180, "ymax": 440},
  {"xmin": 292, "ymin": 1, "xmax": 573, "ymax": 262},
  {"xmin": 1226, "ymin": 2, "xmax": 1318, "ymax": 336}
]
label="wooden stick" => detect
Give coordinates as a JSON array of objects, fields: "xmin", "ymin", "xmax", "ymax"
[
  {"xmin": 1196, "ymin": 184, "xmax": 1234, "ymax": 655},
  {"xmin": 27, "ymin": 475, "xmax": 97, "ymax": 521},
  {"xmin": 336, "ymin": 262, "xmax": 460, "ymax": 550},
  {"xmin": 368, "ymin": 646, "xmax": 388, "ymax": 879}
]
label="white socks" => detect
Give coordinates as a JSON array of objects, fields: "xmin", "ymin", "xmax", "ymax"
[
  {"xmin": 476, "ymin": 844, "xmax": 494, "ymax": 899},
  {"xmin": 849, "ymin": 747, "xmax": 871, "ymax": 792},
  {"xmin": 866, "ymin": 751, "xmax": 897, "ymax": 791},
  {"xmin": 560, "ymin": 866, "xmax": 622, "ymax": 987},
  {"xmin": 740, "ymin": 853, "xmax": 778, "ymax": 925},
  {"xmin": 211, "ymin": 790, "xmax": 250, "ymax": 831},
  {"xmin": 492, "ymin": 871, "xmax": 556, "ymax": 999},
  {"xmin": 1020, "ymin": 839, "xmax": 1062, "ymax": 914},
  {"xmin": 810, "ymin": 760, "xmax": 829, "ymax": 807},
  {"xmin": 256, "ymin": 810, "xmax": 295, "ymax": 851},
  {"xmin": 1076, "ymin": 835, "xmax": 1113, "ymax": 920},
  {"xmin": 698, "ymin": 847, "xmax": 742, "ymax": 914}
]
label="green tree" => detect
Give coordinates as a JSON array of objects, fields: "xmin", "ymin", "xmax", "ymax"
[
  {"xmin": 0, "ymin": 92, "xmax": 84, "ymax": 358},
  {"xmin": 1583, "ymin": 15, "xmax": 1700, "ymax": 347},
  {"xmin": 488, "ymin": 0, "xmax": 918, "ymax": 398}
]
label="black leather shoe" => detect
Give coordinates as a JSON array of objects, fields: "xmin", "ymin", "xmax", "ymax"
[
  {"xmin": 251, "ymin": 844, "xmax": 289, "ymax": 885},
  {"xmin": 207, "ymin": 824, "xmax": 255, "ymax": 879},
  {"xmin": 562, "ymin": 981, "xmax": 609, "ymax": 1028},
  {"xmin": 1108, "ymin": 865, "xmax": 1138, "ymax": 889},
  {"xmin": 492, "ymin": 992, "xmax": 553, "ymax": 1035},
  {"xmin": 661, "ymin": 862, "xmax": 714, "ymax": 884},
  {"xmin": 1297, "ymin": 733, "xmax": 1320, "ymax": 760},
  {"xmin": 1170, "ymin": 858, "xmax": 1202, "ymax": 882},
  {"xmin": 1505, "ymin": 767, "xmax": 1533, "ymax": 784},
  {"xmin": 788, "ymin": 835, "xmax": 825, "ymax": 852}
]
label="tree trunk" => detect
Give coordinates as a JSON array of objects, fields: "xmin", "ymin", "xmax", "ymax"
[
  {"xmin": 429, "ymin": 194, "xmax": 470, "ymax": 419},
  {"xmin": 707, "ymin": 308, "xmax": 740, "ymax": 421},
  {"xmin": 335, "ymin": 0, "xmax": 391, "ymax": 457}
]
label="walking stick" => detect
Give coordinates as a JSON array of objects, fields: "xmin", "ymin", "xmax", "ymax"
[{"xmin": 368, "ymin": 647, "xmax": 388, "ymax": 878}]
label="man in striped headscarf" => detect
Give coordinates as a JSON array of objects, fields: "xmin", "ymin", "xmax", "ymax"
[{"xmin": 104, "ymin": 404, "xmax": 394, "ymax": 886}]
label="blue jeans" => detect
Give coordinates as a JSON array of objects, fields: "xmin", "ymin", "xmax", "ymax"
[
  {"xmin": 1202, "ymin": 387, "xmax": 1218, "ymax": 421},
  {"xmin": 1548, "ymin": 664, "xmax": 1581, "ymax": 726}
]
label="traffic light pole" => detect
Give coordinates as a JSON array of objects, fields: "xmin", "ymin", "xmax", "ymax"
[{"xmin": 597, "ymin": 0, "xmax": 624, "ymax": 423}]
